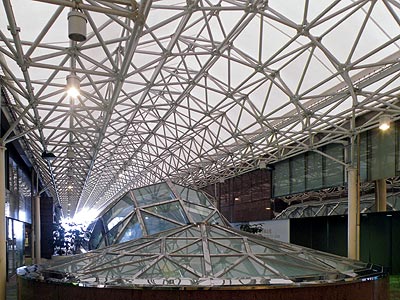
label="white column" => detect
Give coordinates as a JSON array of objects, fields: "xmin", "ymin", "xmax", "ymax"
[
  {"xmin": 376, "ymin": 179, "xmax": 387, "ymax": 212},
  {"xmin": 34, "ymin": 194, "xmax": 41, "ymax": 264},
  {"xmin": 347, "ymin": 166, "xmax": 359, "ymax": 260},
  {"xmin": 0, "ymin": 145, "xmax": 6, "ymax": 300}
]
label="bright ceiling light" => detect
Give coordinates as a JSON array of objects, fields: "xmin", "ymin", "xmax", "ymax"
[
  {"xmin": 379, "ymin": 114, "xmax": 390, "ymax": 131},
  {"xmin": 66, "ymin": 74, "xmax": 80, "ymax": 98}
]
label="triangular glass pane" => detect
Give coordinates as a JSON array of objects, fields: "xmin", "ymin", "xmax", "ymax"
[
  {"xmin": 175, "ymin": 184, "xmax": 212, "ymax": 206},
  {"xmin": 149, "ymin": 226, "xmax": 185, "ymax": 238},
  {"xmin": 135, "ymin": 240, "xmax": 162, "ymax": 254},
  {"xmin": 172, "ymin": 227, "xmax": 201, "ymax": 238},
  {"xmin": 213, "ymin": 239, "xmax": 245, "ymax": 252},
  {"xmin": 139, "ymin": 258, "xmax": 197, "ymax": 279},
  {"xmin": 89, "ymin": 220, "xmax": 104, "ymax": 249},
  {"xmin": 248, "ymin": 241, "xmax": 280, "ymax": 255},
  {"xmin": 48, "ymin": 255, "xmax": 100, "ymax": 273},
  {"xmin": 106, "ymin": 217, "xmax": 130, "ymax": 245},
  {"xmin": 102, "ymin": 193, "xmax": 135, "ymax": 231},
  {"xmin": 258, "ymin": 256, "xmax": 321, "ymax": 278},
  {"xmin": 171, "ymin": 240, "xmax": 203, "ymax": 255},
  {"xmin": 103, "ymin": 254, "xmax": 147, "ymax": 269},
  {"xmin": 211, "ymin": 256, "xmax": 241, "ymax": 274},
  {"xmin": 87, "ymin": 254, "xmax": 150, "ymax": 274},
  {"xmin": 118, "ymin": 258, "xmax": 155, "ymax": 277},
  {"xmin": 142, "ymin": 212, "xmax": 180, "ymax": 235},
  {"xmin": 208, "ymin": 240, "xmax": 241, "ymax": 255},
  {"xmin": 133, "ymin": 182, "xmax": 175, "ymax": 206},
  {"xmin": 223, "ymin": 257, "xmax": 276, "ymax": 278},
  {"xmin": 117, "ymin": 214, "xmax": 143, "ymax": 243},
  {"xmin": 169, "ymin": 256, "xmax": 204, "ymax": 276},
  {"xmin": 144, "ymin": 201, "xmax": 188, "ymax": 224},
  {"xmin": 83, "ymin": 257, "xmax": 156, "ymax": 280},
  {"xmin": 165, "ymin": 239, "xmax": 190, "ymax": 252},
  {"xmin": 208, "ymin": 226, "xmax": 231, "ymax": 238},
  {"xmin": 87, "ymin": 253, "xmax": 121, "ymax": 269},
  {"xmin": 114, "ymin": 238, "xmax": 155, "ymax": 252},
  {"xmin": 207, "ymin": 212, "xmax": 225, "ymax": 225},
  {"xmin": 311, "ymin": 253, "xmax": 366, "ymax": 272},
  {"xmin": 98, "ymin": 236, "xmax": 106, "ymax": 248},
  {"xmin": 183, "ymin": 202, "xmax": 213, "ymax": 222}
]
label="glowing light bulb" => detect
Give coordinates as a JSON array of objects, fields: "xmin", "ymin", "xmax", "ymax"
[
  {"xmin": 379, "ymin": 115, "xmax": 390, "ymax": 131},
  {"xmin": 66, "ymin": 74, "xmax": 80, "ymax": 98},
  {"xmin": 379, "ymin": 122, "xmax": 390, "ymax": 131},
  {"xmin": 67, "ymin": 86, "xmax": 80, "ymax": 98}
]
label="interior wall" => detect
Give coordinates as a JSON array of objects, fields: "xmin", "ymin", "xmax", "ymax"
[
  {"xmin": 289, "ymin": 211, "xmax": 400, "ymax": 274},
  {"xmin": 40, "ymin": 195, "xmax": 54, "ymax": 259},
  {"xmin": 203, "ymin": 169, "xmax": 273, "ymax": 223},
  {"xmin": 290, "ymin": 215, "xmax": 347, "ymax": 257},
  {"xmin": 272, "ymin": 122, "xmax": 400, "ymax": 198}
]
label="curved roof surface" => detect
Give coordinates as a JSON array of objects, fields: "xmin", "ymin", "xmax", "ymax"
[{"xmin": 1, "ymin": 0, "xmax": 400, "ymax": 217}]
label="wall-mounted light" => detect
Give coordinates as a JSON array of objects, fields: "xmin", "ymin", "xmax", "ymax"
[
  {"xmin": 68, "ymin": 10, "xmax": 87, "ymax": 42},
  {"xmin": 66, "ymin": 74, "xmax": 80, "ymax": 97},
  {"xmin": 234, "ymin": 197, "xmax": 240, "ymax": 201}
]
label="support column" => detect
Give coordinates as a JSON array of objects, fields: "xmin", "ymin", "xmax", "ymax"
[
  {"xmin": 347, "ymin": 167, "xmax": 359, "ymax": 260},
  {"xmin": 31, "ymin": 170, "xmax": 36, "ymax": 263},
  {"xmin": 376, "ymin": 179, "xmax": 387, "ymax": 212},
  {"xmin": 0, "ymin": 145, "xmax": 7, "ymax": 300},
  {"xmin": 34, "ymin": 195, "xmax": 41, "ymax": 264}
]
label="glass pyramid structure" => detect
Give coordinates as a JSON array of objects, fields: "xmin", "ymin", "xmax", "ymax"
[
  {"xmin": 88, "ymin": 181, "xmax": 228, "ymax": 249},
  {"xmin": 24, "ymin": 223, "xmax": 383, "ymax": 288},
  {"xmin": 19, "ymin": 182, "xmax": 384, "ymax": 288}
]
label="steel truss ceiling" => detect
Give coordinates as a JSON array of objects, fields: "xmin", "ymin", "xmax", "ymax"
[{"xmin": 1, "ymin": 0, "xmax": 400, "ymax": 218}]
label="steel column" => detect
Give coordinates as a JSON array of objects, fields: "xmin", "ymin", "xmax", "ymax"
[
  {"xmin": 0, "ymin": 145, "xmax": 7, "ymax": 300},
  {"xmin": 34, "ymin": 195, "xmax": 41, "ymax": 264},
  {"xmin": 347, "ymin": 166, "xmax": 359, "ymax": 260}
]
